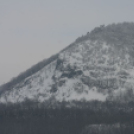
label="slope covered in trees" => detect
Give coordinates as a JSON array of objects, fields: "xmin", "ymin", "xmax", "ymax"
[
  {"xmin": 1, "ymin": 22, "xmax": 134, "ymax": 102},
  {"xmin": 0, "ymin": 100, "xmax": 134, "ymax": 134},
  {"xmin": 0, "ymin": 22, "xmax": 134, "ymax": 134}
]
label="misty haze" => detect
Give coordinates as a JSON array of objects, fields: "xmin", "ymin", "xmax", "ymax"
[{"xmin": 0, "ymin": 1, "xmax": 134, "ymax": 134}]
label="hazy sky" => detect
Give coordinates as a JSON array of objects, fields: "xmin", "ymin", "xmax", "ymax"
[{"xmin": 0, "ymin": 0, "xmax": 134, "ymax": 85}]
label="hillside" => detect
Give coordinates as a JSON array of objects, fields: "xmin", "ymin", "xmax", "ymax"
[{"xmin": 0, "ymin": 22, "xmax": 134, "ymax": 104}]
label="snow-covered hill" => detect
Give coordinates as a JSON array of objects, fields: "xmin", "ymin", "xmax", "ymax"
[{"xmin": 0, "ymin": 22, "xmax": 134, "ymax": 104}]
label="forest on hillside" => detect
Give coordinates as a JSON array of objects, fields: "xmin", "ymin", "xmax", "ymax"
[
  {"xmin": 0, "ymin": 101, "xmax": 134, "ymax": 134},
  {"xmin": 1, "ymin": 22, "xmax": 134, "ymax": 95}
]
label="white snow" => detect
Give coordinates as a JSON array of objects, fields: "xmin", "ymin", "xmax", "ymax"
[{"xmin": 0, "ymin": 39, "xmax": 133, "ymax": 105}]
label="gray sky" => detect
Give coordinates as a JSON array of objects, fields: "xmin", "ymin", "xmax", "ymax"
[{"xmin": 0, "ymin": 0, "xmax": 134, "ymax": 85}]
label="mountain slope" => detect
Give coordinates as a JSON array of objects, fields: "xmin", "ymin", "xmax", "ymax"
[{"xmin": 0, "ymin": 22, "xmax": 134, "ymax": 104}]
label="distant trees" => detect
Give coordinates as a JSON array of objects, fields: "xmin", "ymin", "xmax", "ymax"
[
  {"xmin": 0, "ymin": 54, "xmax": 58, "ymax": 94},
  {"xmin": 1, "ymin": 22, "xmax": 134, "ymax": 95},
  {"xmin": 74, "ymin": 22, "xmax": 134, "ymax": 47},
  {"xmin": 0, "ymin": 100, "xmax": 134, "ymax": 134},
  {"xmin": 0, "ymin": 38, "xmax": 77, "ymax": 94},
  {"xmin": 81, "ymin": 124, "xmax": 134, "ymax": 134}
]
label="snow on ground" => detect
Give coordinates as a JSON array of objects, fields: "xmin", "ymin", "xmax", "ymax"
[{"xmin": 0, "ymin": 39, "xmax": 134, "ymax": 104}]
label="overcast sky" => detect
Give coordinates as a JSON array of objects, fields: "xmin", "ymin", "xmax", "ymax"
[{"xmin": 0, "ymin": 0, "xmax": 134, "ymax": 85}]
